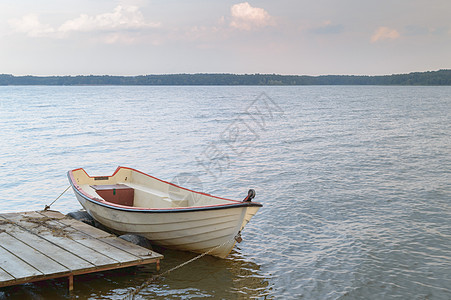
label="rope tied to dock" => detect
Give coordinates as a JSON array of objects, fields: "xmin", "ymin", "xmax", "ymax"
[
  {"xmin": 44, "ymin": 185, "xmax": 71, "ymax": 211},
  {"xmin": 123, "ymin": 235, "xmax": 239, "ymax": 300}
]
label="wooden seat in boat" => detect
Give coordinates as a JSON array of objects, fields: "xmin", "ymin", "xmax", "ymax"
[{"xmin": 90, "ymin": 184, "xmax": 134, "ymax": 206}]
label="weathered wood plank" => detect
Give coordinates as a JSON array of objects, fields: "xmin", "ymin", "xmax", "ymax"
[
  {"xmin": 37, "ymin": 210, "xmax": 66, "ymax": 220},
  {"xmin": 56, "ymin": 217, "xmax": 112, "ymax": 238},
  {"xmin": 0, "ymin": 212, "xmax": 21, "ymax": 220},
  {"xmin": 49, "ymin": 213, "xmax": 162, "ymax": 259},
  {"xmin": 52, "ymin": 217, "xmax": 162, "ymax": 260},
  {"xmin": 1, "ymin": 214, "xmax": 119, "ymax": 267},
  {"xmin": 0, "ymin": 267, "xmax": 14, "ymax": 283},
  {"xmin": 0, "ymin": 232, "xmax": 69, "ymax": 276},
  {"xmin": 0, "ymin": 245, "xmax": 42, "ymax": 280},
  {"xmin": 69, "ymin": 234, "xmax": 141, "ymax": 263},
  {"xmin": 1, "ymin": 223, "xmax": 94, "ymax": 271},
  {"xmin": 28, "ymin": 219, "xmax": 145, "ymax": 263},
  {"xmin": 37, "ymin": 218, "xmax": 144, "ymax": 263},
  {"xmin": 100, "ymin": 236, "xmax": 163, "ymax": 259},
  {"xmin": 0, "ymin": 210, "xmax": 163, "ymax": 291},
  {"xmin": 1, "ymin": 211, "xmax": 50, "ymax": 226},
  {"xmin": 33, "ymin": 213, "xmax": 162, "ymax": 262},
  {"xmin": 27, "ymin": 227, "xmax": 118, "ymax": 267}
]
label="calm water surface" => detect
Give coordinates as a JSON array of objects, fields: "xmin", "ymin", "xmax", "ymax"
[{"xmin": 0, "ymin": 86, "xmax": 450, "ymax": 299}]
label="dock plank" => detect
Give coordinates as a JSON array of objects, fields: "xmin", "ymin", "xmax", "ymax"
[
  {"xmin": 100, "ymin": 236, "xmax": 160, "ymax": 258},
  {"xmin": 40, "ymin": 218, "xmax": 146, "ymax": 264},
  {"xmin": 52, "ymin": 217, "xmax": 163, "ymax": 260},
  {"xmin": 38, "ymin": 210, "xmax": 113, "ymax": 239},
  {"xmin": 45, "ymin": 213, "xmax": 161, "ymax": 259},
  {"xmin": 0, "ymin": 268, "xmax": 14, "ymax": 283},
  {"xmin": 37, "ymin": 210, "xmax": 66, "ymax": 220},
  {"xmin": 70, "ymin": 235, "xmax": 142, "ymax": 263},
  {"xmin": 56, "ymin": 217, "xmax": 112, "ymax": 238},
  {"xmin": 25, "ymin": 226, "xmax": 119, "ymax": 267},
  {"xmin": 0, "ymin": 210, "xmax": 163, "ymax": 291},
  {"xmin": 1, "ymin": 213, "xmax": 120, "ymax": 267},
  {"xmin": 0, "ymin": 232, "xmax": 69, "ymax": 275},
  {"xmin": 0, "ymin": 245, "xmax": 42, "ymax": 280},
  {"xmin": 57, "ymin": 217, "xmax": 162, "ymax": 260},
  {"xmin": 1, "ymin": 223, "xmax": 94, "ymax": 271},
  {"xmin": 31, "ymin": 218, "xmax": 145, "ymax": 264},
  {"xmin": 3, "ymin": 210, "xmax": 55, "ymax": 224},
  {"xmin": 33, "ymin": 212, "xmax": 161, "ymax": 262}
]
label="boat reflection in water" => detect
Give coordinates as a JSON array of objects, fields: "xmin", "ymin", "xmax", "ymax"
[{"xmin": 139, "ymin": 247, "xmax": 272, "ymax": 299}]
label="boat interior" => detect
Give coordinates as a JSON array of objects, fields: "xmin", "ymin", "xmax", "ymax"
[{"xmin": 70, "ymin": 167, "xmax": 236, "ymax": 209}]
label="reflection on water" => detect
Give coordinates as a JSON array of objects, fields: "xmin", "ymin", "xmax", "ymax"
[
  {"xmin": 1, "ymin": 86, "xmax": 450, "ymax": 299},
  {"xmin": 133, "ymin": 248, "xmax": 272, "ymax": 299}
]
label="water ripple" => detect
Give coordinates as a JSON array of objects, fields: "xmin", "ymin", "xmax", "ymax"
[{"xmin": 0, "ymin": 86, "xmax": 450, "ymax": 299}]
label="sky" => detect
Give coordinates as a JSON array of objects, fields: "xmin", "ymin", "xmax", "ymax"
[{"xmin": 0, "ymin": 0, "xmax": 450, "ymax": 76}]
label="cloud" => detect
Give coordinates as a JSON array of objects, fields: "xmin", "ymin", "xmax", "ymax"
[
  {"xmin": 59, "ymin": 5, "xmax": 160, "ymax": 33},
  {"xmin": 230, "ymin": 2, "xmax": 274, "ymax": 31},
  {"xmin": 9, "ymin": 5, "xmax": 160, "ymax": 41},
  {"xmin": 8, "ymin": 14, "xmax": 55, "ymax": 37},
  {"xmin": 371, "ymin": 26, "xmax": 400, "ymax": 43}
]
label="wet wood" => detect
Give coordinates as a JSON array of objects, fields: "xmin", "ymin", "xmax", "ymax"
[{"xmin": 0, "ymin": 210, "xmax": 163, "ymax": 291}]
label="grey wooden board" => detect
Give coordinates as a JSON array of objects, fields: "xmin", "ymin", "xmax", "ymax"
[
  {"xmin": 68, "ymin": 234, "xmax": 141, "ymax": 263},
  {"xmin": 56, "ymin": 217, "xmax": 112, "ymax": 238},
  {"xmin": 0, "ymin": 245, "xmax": 42, "ymax": 279},
  {"xmin": 0, "ymin": 223, "xmax": 94, "ymax": 271},
  {"xmin": 3, "ymin": 210, "xmax": 54, "ymax": 223},
  {"xmin": 0, "ymin": 210, "xmax": 162, "ymax": 288},
  {"xmin": 39, "ymin": 211, "xmax": 162, "ymax": 259},
  {"xmin": 0, "ymin": 267, "xmax": 14, "ymax": 282},
  {"xmin": 0, "ymin": 231, "xmax": 69, "ymax": 275},
  {"xmin": 42, "ymin": 219, "xmax": 143, "ymax": 263},
  {"xmin": 0, "ymin": 212, "xmax": 119, "ymax": 266},
  {"xmin": 6, "ymin": 220, "xmax": 118, "ymax": 267},
  {"xmin": 37, "ymin": 210, "xmax": 66, "ymax": 220},
  {"xmin": 100, "ymin": 236, "xmax": 162, "ymax": 259},
  {"xmin": 30, "ymin": 218, "xmax": 146, "ymax": 263}
]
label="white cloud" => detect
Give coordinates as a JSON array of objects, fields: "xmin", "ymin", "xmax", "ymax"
[
  {"xmin": 9, "ymin": 14, "xmax": 55, "ymax": 37},
  {"xmin": 59, "ymin": 5, "xmax": 160, "ymax": 33},
  {"xmin": 230, "ymin": 2, "xmax": 274, "ymax": 31},
  {"xmin": 9, "ymin": 5, "xmax": 160, "ymax": 41},
  {"xmin": 371, "ymin": 26, "xmax": 400, "ymax": 43}
]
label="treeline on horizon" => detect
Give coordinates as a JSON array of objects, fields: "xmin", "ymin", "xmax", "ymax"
[{"xmin": 0, "ymin": 69, "xmax": 450, "ymax": 86}]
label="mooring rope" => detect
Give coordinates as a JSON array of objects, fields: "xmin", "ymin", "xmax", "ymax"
[
  {"xmin": 123, "ymin": 236, "xmax": 238, "ymax": 300},
  {"xmin": 44, "ymin": 185, "xmax": 71, "ymax": 211}
]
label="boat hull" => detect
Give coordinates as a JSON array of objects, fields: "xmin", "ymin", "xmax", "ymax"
[
  {"xmin": 74, "ymin": 192, "xmax": 259, "ymax": 258},
  {"xmin": 68, "ymin": 167, "xmax": 262, "ymax": 258}
]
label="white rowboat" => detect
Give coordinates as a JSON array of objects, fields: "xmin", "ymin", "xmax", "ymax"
[{"xmin": 68, "ymin": 167, "xmax": 262, "ymax": 258}]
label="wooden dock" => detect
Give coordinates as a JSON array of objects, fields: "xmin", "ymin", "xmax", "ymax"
[{"xmin": 0, "ymin": 210, "xmax": 163, "ymax": 291}]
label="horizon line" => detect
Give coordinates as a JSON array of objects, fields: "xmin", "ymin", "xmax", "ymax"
[{"xmin": 1, "ymin": 69, "xmax": 450, "ymax": 78}]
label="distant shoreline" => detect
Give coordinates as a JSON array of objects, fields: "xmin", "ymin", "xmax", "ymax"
[{"xmin": 1, "ymin": 70, "xmax": 450, "ymax": 86}]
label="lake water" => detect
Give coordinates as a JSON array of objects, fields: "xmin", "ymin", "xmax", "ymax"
[{"xmin": 0, "ymin": 86, "xmax": 450, "ymax": 299}]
